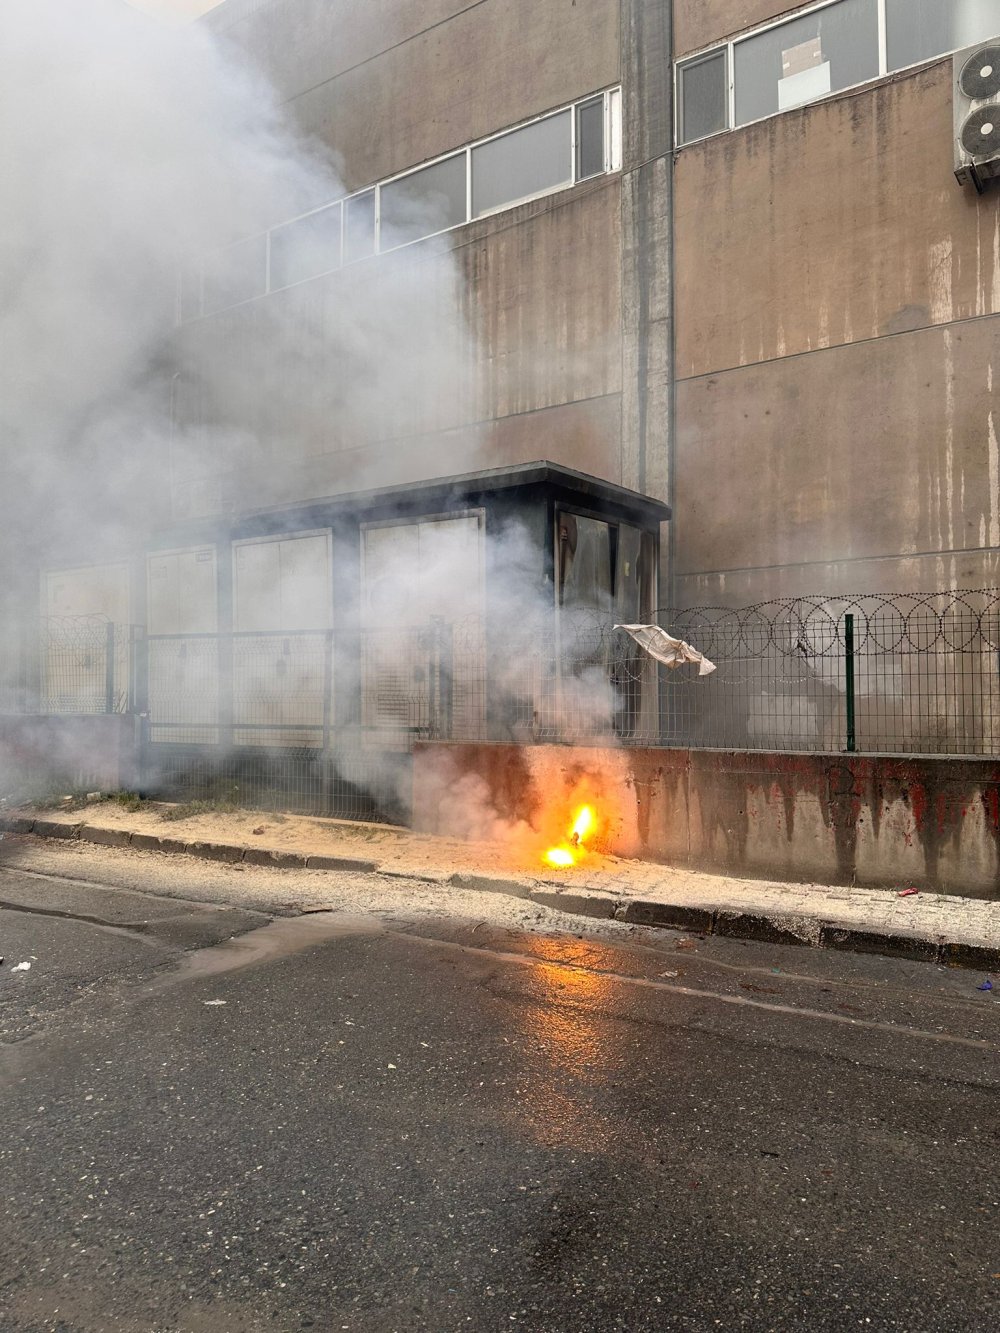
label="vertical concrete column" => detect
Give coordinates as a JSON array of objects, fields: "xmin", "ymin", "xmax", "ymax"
[{"xmin": 619, "ymin": 0, "xmax": 673, "ymax": 528}]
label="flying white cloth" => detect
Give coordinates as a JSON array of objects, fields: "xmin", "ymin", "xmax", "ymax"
[{"xmin": 614, "ymin": 624, "xmax": 717, "ymax": 676}]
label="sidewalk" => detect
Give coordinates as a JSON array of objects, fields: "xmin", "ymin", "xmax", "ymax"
[{"xmin": 2, "ymin": 801, "xmax": 998, "ymax": 972}]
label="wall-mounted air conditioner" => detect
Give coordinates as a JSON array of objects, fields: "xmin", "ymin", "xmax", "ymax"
[{"xmin": 954, "ymin": 40, "xmax": 1000, "ymax": 192}]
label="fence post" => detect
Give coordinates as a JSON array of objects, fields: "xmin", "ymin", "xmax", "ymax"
[
  {"xmin": 428, "ymin": 616, "xmax": 443, "ymax": 739},
  {"xmin": 105, "ymin": 621, "xmax": 117, "ymax": 714},
  {"xmin": 322, "ymin": 629, "xmax": 334, "ymax": 751},
  {"xmin": 844, "ymin": 612, "xmax": 856, "ymax": 753}
]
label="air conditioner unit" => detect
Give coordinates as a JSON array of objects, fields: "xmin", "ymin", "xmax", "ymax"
[{"xmin": 954, "ymin": 40, "xmax": 1000, "ymax": 192}]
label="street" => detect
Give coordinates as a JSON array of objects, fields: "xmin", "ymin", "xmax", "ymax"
[{"xmin": 1, "ymin": 843, "xmax": 999, "ymax": 1332}]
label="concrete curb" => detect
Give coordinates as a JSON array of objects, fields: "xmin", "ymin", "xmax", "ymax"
[
  {"xmin": 0, "ymin": 818, "xmax": 380, "ymax": 877},
  {"xmin": 2, "ymin": 817, "xmax": 998, "ymax": 972},
  {"xmin": 525, "ymin": 887, "xmax": 1000, "ymax": 972}
]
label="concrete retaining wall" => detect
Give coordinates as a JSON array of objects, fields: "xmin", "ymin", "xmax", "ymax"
[{"xmin": 412, "ymin": 742, "xmax": 1000, "ymax": 898}]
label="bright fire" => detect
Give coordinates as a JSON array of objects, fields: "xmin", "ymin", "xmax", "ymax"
[{"xmin": 543, "ymin": 804, "xmax": 597, "ymax": 870}]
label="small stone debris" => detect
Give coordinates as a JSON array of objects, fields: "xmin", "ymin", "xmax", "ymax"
[
  {"xmin": 659, "ymin": 970, "xmax": 679, "ymax": 978},
  {"xmin": 252, "ymin": 826, "xmax": 266, "ymax": 835}
]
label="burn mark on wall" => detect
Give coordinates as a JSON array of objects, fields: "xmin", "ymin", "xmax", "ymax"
[{"xmin": 413, "ymin": 743, "xmax": 1000, "ymax": 897}]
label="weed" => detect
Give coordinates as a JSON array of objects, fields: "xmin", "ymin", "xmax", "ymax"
[
  {"xmin": 107, "ymin": 790, "xmax": 146, "ymax": 813},
  {"xmin": 161, "ymin": 799, "xmax": 241, "ymax": 822}
]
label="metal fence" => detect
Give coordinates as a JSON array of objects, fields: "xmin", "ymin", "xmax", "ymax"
[
  {"xmin": 140, "ymin": 621, "xmax": 488, "ymax": 821},
  {"xmin": 4, "ymin": 591, "xmax": 999, "ymax": 817},
  {"xmin": 0, "ymin": 616, "xmax": 140, "ymax": 717},
  {"xmin": 640, "ymin": 590, "xmax": 1000, "ymax": 756}
]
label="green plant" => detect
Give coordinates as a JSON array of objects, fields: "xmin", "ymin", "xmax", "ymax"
[{"xmin": 108, "ymin": 790, "xmax": 146, "ymax": 813}]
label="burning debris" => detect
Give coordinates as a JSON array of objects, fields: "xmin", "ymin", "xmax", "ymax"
[{"xmin": 543, "ymin": 804, "xmax": 597, "ymax": 871}]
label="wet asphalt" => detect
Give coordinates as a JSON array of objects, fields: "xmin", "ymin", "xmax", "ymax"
[{"xmin": 1, "ymin": 860, "xmax": 1000, "ymax": 1333}]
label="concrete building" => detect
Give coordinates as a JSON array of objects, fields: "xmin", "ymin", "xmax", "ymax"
[
  {"xmin": 162, "ymin": 0, "xmax": 671, "ymax": 520},
  {"xmin": 12, "ymin": 0, "xmax": 1000, "ymax": 814},
  {"xmin": 671, "ymin": 0, "xmax": 1000, "ymax": 607},
  {"xmin": 168, "ymin": 0, "xmax": 1000, "ymax": 611}
]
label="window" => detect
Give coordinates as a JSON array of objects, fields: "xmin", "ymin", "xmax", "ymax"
[
  {"xmin": 734, "ymin": 0, "xmax": 879, "ymax": 125},
  {"xmin": 675, "ymin": 0, "xmax": 998, "ymax": 146},
  {"xmin": 380, "ymin": 153, "xmax": 467, "ymax": 248},
  {"xmin": 886, "ymin": 0, "xmax": 1000, "ymax": 73},
  {"xmin": 678, "ymin": 49, "xmax": 728, "ymax": 144},
  {"xmin": 576, "ymin": 96, "xmax": 606, "ymax": 180},
  {"xmin": 472, "ymin": 110, "xmax": 572, "ymax": 217},
  {"xmin": 344, "ymin": 189, "xmax": 376, "ymax": 264},
  {"xmin": 180, "ymin": 89, "xmax": 621, "ymax": 320},
  {"xmin": 361, "ymin": 514, "xmax": 485, "ymax": 744},
  {"xmin": 268, "ymin": 202, "xmax": 342, "ymax": 291}
]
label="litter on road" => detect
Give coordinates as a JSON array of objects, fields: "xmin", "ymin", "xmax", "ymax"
[
  {"xmin": 10, "ymin": 961, "xmax": 31, "ymax": 973},
  {"xmin": 978, "ymin": 979, "xmax": 993, "ymax": 992}
]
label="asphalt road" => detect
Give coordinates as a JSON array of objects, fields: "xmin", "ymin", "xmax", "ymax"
[{"xmin": 1, "ymin": 854, "xmax": 999, "ymax": 1333}]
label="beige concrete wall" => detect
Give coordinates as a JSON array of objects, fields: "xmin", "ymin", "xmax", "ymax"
[
  {"xmin": 673, "ymin": 318, "xmax": 1000, "ymax": 601},
  {"xmin": 413, "ymin": 742, "xmax": 1000, "ymax": 897},
  {"xmin": 675, "ymin": 64, "xmax": 1000, "ymax": 378},
  {"xmin": 173, "ymin": 181, "xmax": 625, "ymax": 513},
  {"xmin": 213, "ymin": 0, "xmax": 621, "ymax": 191},
  {"xmin": 173, "ymin": 0, "xmax": 678, "ymax": 522},
  {"xmin": 674, "ymin": 0, "xmax": 803, "ymax": 57},
  {"xmin": 671, "ymin": 59, "xmax": 1000, "ymax": 606}
]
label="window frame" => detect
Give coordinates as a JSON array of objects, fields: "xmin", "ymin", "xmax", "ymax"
[
  {"xmin": 675, "ymin": 45, "xmax": 731, "ymax": 147},
  {"xmin": 673, "ymin": 0, "xmax": 998, "ymax": 148},
  {"xmin": 178, "ymin": 86, "xmax": 623, "ymax": 322},
  {"xmin": 469, "ymin": 106, "xmax": 575, "ymax": 223},
  {"xmin": 266, "ymin": 198, "xmax": 344, "ymax": 294}
]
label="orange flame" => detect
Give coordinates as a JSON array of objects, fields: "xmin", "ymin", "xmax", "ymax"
[{"xmin": 543, "ymin": 804, "xmax": 597, "ymax": 870}]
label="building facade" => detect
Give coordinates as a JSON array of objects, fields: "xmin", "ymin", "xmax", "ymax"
[
  {"xmin": 173, "ymin": 0, "xmax": 1000, "ymax": 610},
  {"xmin": 671, "ymin": 0, "xmax": 1000, "ymax": 606},
  {"xmin": 11, "ymin": 0, "xmax": 1000, "ymax": 801}
]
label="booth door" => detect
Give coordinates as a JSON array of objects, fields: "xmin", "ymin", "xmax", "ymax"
[
  {"xmin": 147, "ymin": 548, "xmax": 218, "ymax": 743},
  {"xmin": 361, "ymin": 513, "xmax": 485, "ymax": 745}
]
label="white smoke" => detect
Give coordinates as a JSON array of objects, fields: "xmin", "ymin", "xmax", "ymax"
[{"xmin": 0, "ymin": 0, "xmax": 625, "ymax": 839}]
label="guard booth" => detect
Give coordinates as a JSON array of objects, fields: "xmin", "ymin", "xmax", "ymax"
[{"xmin": 139, "ymin": 462, "xmax": 670, "ymax": 820}]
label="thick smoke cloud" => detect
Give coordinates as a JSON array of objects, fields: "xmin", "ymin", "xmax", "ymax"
[
  {"xmin": 0, "ymin": 0, "xmax": 476, "ymax": 548},
  {"xmin": 0, "ymin": 0, "xmax": 622, "ymax": 842}
]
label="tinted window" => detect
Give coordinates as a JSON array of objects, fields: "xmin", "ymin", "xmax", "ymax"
[
  {"xmin": 576, "ymin": 97, "xmax": 605, "ymax": 179},
  {"xmin": 679, "ymin": 49, "xmax": 728, "ymax": 143},
  {"xmin": 887, "ymin": 0, "xmax": 1000, "ymax": 72},
  {"xmin": 268, "ymin": 202, "xmax": 341, "ymax": 290},
  {"xmin": 344, "ymin": 189, "xmax": 376, "ymax": 263},
  {"xmin": 472, "ymin": 110, "xmax": 572, "ymax": 217},
  {"xmin": 380, "ymin": 154, "xmax": 467, "ymax": 248},
  {"xmin": 734, "ymin": 0, "xmax": 879, "ymax": 125}
]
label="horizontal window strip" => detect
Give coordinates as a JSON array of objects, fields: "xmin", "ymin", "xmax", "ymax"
[
  {"xmin": 180, "ymin": 86, "xmax": 622, "ymax": 322},
  {"xmin": 676, "ymin": 0, "xmax": 1000, "ymax": 146}
]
